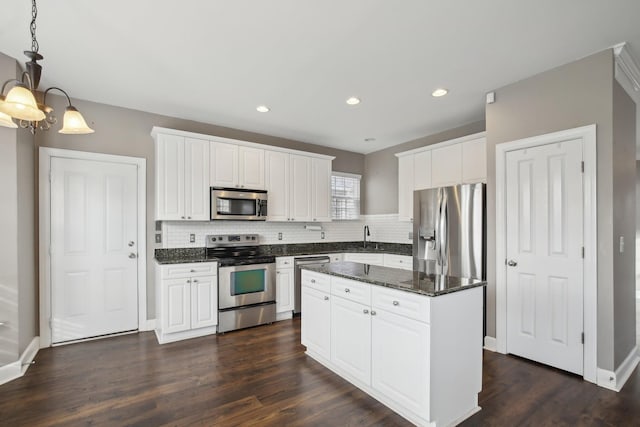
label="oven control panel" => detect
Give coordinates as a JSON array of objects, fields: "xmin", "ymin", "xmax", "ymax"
[{"xmin": 206, "ymin": 234, "xmax": 259, "ymax": 247}]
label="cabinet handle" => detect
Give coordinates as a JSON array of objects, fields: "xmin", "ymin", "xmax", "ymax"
[
  {"xmin": 193, "ymin": 279, "xmax": 198, "ymax": 283},
  {"xmin": 284, "ymin": 261, "xmax": 289, "ymax": 264},
  {"xmin": 187, "ymin": 279, "xmax": 191, "ymax": 283},
  {"xmin": 324, "ymin": 296, "xmax": 329, "ymax": 301},
  {"xmin": 344, "ymin": 288, "xmax": 350, "ymax": 293},
  {"xmin": 371, "ymin": 310, "xmax": 377, "ymax": 316},
  {"xmin": 313, "ymin": 218, "xmax": 316, "ymax": 221},
  {"xmin": 392, "ymin": 300, "xmax": 399, "ymax": 306},
  {"xmin": 187, "ymin": 216, "xmax": 191, "ymax": 219},
  {"xmin": 277, "ymin": 271, "xmax": 280, "ymax": 274},
  {"xmin": 310, "ymin": 279, "xmax": 316, "ymax": 283},
  {"xmin": 181, "ymin": 216, "xmax": 185, "ymax": 219},
  {"xmin": 363, "ymin": 309, "xmax": 369, "ymax": 314},
  {"xmin": 399, "ymin": 260, "xmax": 403, "ymax": 263}
]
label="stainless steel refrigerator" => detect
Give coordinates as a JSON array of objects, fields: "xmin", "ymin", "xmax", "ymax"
[{"xmin": 413, "ymin": 183, "xmax": 485, "ymax": 279}]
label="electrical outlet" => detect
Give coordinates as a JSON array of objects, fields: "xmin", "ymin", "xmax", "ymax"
[
  {"xmin": 155, "ymin": 221, "xmax": 162, "ymax": 231},
  {"xmin": 321, "ymin": 231, "xmax": 325, "ymax": 239},
  {"xmin": 278, "ymin": 232, "xmax": 283, "ymax": 240},
  {"xmin": 155, "ymin": 234, "xmax": 162, "ymax": 244},
  {"xmin": 190, "ymin": 234, "xmax": 196, "ymax": 243}
]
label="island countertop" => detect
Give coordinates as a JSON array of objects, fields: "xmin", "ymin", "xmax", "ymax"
[{"xmin": 301, "ymin": 261, "xmax": 485, "ymax": 297}]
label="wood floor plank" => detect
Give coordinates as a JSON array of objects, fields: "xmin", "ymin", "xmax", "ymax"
[{"xmin": 0, "ymin": 318, "xmax": 638, "ymax": 426}]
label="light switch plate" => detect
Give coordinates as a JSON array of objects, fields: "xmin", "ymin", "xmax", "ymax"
[
  {"xmin": 619, "ymin": 236, "xmax": 624, "ymax": 253},
  {"xmin": 155, "ymin": 234, "xmax": 162, "ymax": 244},
  {"xmin": 278, "ymin": 232, "xmax": 283, "ymax": 240},
  {"xmin": 190, "ymin": 234, "xmax": 196, "ymax": 243},
  {"xmin": 321, "ymin": 231, "xmax": 325, "ymax": 239}
]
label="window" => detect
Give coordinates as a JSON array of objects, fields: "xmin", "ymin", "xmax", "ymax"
[{"xmin": 331, "ymin": 172, "xmax": 361, "ymax": 220}]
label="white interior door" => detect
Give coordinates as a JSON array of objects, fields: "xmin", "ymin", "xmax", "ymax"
[
  {"xmin": 50, "ymin": 157, "xmax": 138, "ymax": 343},
  {"xmin": 505, "ymin": 139, "xmax": 584, "ymax": 375}
]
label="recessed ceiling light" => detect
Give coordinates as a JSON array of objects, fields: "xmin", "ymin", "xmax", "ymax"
[
  {"xmin": 431, "ymin": 88, "xmax": 448, "ymax": 97},
  {"xmin": 364, "ymin": 138, "xmax": 376, "ymax": 142},
  {"xmin": 346, "ymin": 97, "xmax": 361, "ymax": 105},
  {"xmin": 256, "ymin": 105, "xmax": 270, "ymax": 113}
]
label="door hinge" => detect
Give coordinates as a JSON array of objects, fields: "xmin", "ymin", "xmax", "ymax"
[
  {"xmin": 48, "ymin": 171, "xmax": 52, "ymax": 183},
  {"xmin": 581, "ymin": 332, "xmax": 584, "ymax": 344},
  {"xmin": 581, "ymin": 247, "xmax": 585, "ymax": 258},
  {"xmin": 581, "ymin": 161, "xmax": 584, "ymax": 173}
]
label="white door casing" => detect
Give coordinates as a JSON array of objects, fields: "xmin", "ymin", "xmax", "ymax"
[
  {"xmin": 495, "ymin": 124, "xmax": 597, "ymax": 383},
  {"xmin": 39, "ymin": 148, "xmax": 147, "ymax": 347},
  {"xmin": 505, "ymin": 139, "xmax": 584, "ymax": 375}
]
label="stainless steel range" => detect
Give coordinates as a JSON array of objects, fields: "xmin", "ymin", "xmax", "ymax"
[{"xmin": 206, "ymin": 234, "xmax": 276, "ymax": 333}]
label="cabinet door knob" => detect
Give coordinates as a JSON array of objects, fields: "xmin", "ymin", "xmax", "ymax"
[
  {"xmin": 190, "ymin": 269, "xmax": 196, "ymax": 272},
  {"xmin": 310, "ymin": 279, "xmax": 316, "ymax": 283},
  {"xmin": 193, "ymin": 279, "xmax": 198, "ymax": 283},
  {"xmin": 323, "ymin": 296, "xmax": 329, "ymax": 301},
  {"xmin": 187, "ymin": 279, "xmax": 191, "ymax": 283},
  {"xmin": 392, "ymin": 300, "xmax": 399, "ymax": 306},
  {"xmin": 371, "ymin": 310, "xmax": 377, "ymax": 316},
  {"xmin": 344, "ymin": 288, "xmax": 350, "ymax": 293},
  {"xmin": 276, "ymin": 271, "xmax": 280, "ymax": 274},
  {"xmin": 181, "ymin": 216, "xmax": 185, "ymax": 219},
  {"xmin": 363, "ymin": 309, "xmax": 369, "ymax": 314},
  {"xmin": 187, "ymin": 216, "xmax": 192, "ymax": 219}
]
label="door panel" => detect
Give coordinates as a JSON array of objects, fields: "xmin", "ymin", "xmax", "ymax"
[
  {"xmin": 506, "ymin": 139, "xmax": 583, "ymax": 375},
  {"xmin": 51, "ymin": 157, "xmax": 138, "ymax": 343},
  {"xmin": 191, "ymin": 276, "xmax": 217, "ymax": 329}
]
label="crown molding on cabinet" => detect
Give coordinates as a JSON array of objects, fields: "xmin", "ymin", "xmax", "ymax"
[
  {"xmin": 151, "ymin": 126, "xmax": 335, "ymax": 161},
  {"xmin": 613, "ymin": 42, "xmax": 640, "ymax": 93},
  {"xmin": 394, "ymin": 131, "xmax": 486, "ymax": 158}
]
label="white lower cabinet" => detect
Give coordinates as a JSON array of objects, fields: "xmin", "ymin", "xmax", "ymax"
[
  {"xmin": 301, "ymin": 270, "xmax": 483, "ymax": 427},
  {"xmin": 301, "ymin": 285, "xmax": 331, "ymax": 360},
  {"xmin": 276, "ymin": 256, "xmax": 295, "ymax": 320},
  {"xmin": 156, "ymin": 262, "xmax": 218, "ymax": 344},
  {"xmin": 371, "ymin": 308, "xmax": 430, "ymax": 420}
]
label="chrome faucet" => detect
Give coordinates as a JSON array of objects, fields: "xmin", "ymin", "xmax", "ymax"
[{"xmin": 363, "ymin": 225, "xmax": 370, "ymax": 248}]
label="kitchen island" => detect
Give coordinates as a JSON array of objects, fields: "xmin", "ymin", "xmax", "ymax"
[{"xmin": 300, "ymin": 261, "xmax": 485, "ymax": 427}]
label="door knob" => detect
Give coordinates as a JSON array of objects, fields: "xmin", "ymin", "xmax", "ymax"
[
  {"xmin": 128, "ymin": 241, "xmax": 135, "ymax": 247},
  {"xmin": 129, "ymin": 253, "xmax": 137, "ymax": 259},
  {"xmin": 507, "ymin": 259, "xmax": 518, "ymax": 267},
  {"xmin": 363, "ymin": 309, "xmax": 369, "ymax": 314}
]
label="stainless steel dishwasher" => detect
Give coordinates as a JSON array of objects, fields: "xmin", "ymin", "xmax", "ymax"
[{"xmin": 294, "ymin": 256, "xmax": 331, "ymax": 314}]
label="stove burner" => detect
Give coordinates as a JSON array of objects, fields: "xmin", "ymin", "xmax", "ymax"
[{"xmin": 205, "ymin": 234, "xmax": 273, "ymax": 266}]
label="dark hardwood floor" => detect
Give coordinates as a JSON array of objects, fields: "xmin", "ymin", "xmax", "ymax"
[{"xmin": 1, "ymin": 318, "xmax": 638, "ymax": 426}]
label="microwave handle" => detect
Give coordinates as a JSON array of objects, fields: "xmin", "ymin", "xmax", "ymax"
[{"xmin": 258, "ymin": 199, "xmax": 267, "ymax": 217}]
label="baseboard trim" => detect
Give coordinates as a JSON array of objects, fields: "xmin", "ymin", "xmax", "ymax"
[
  {"xmin": 0, "ymin": 336, "xmax": 40, "ymax": 386},
  {"xmin": 597, "ymin": 345, "xmax": 640, "ymax": 391},
  {"xmin": 140, "ymin": 319, "xmax": 157, "ymax": 331},
  {"xmin": 483, "ymin": 336, "xmax": 497, "ymax": 352}
]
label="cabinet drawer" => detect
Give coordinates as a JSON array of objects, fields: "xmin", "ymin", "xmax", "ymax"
[
  {"xmin": 343, "ymin": 253, "xmax": 384, "ymax": 266},
  {"xmin": 276, "ymin": 256, "xmax": 294, "ymax": 269},
  {"xmin": 160, "ymin": 262, "xmax": 217, "ymax": 279},
  {"xmin": 329, "ymin": 253, "xmax": 344, "ymax": 262},
  {"xmin": 302, "ymin": 270, "xmax": 330, "ymax": 292},
  {"xmin": 372, "ymin": 286, "xmax": 430, "ymax": 323},
  {"xmin": 331, "ymin": 276, "xmax": 371, "ymax": 306},
  {"xmin": 383, "ymin": 254, "xmax": 412, "ymax": 270}
]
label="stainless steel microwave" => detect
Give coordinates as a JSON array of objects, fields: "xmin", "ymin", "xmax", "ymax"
[{"xmin": 210, "ymin": 188, "xmax": 268, "ymax": 220}]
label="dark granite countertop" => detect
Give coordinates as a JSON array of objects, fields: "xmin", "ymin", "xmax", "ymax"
[
  {"xmin": 301, "ymin": 261, "xmax": 485, "ymax": 297},
  {"xmin": 155, "ymin": 241, "xmax": 412, "ymax": 265}
]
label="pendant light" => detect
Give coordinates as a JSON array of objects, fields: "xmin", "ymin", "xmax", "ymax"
[{"xmin": 0, "ymin": 0, "xmax": 94, "ymax": 134}]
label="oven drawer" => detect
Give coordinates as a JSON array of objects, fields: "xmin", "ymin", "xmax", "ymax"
[{"xmin": 160, "ymin": 262, "xmax": 218, "ymax": 279}]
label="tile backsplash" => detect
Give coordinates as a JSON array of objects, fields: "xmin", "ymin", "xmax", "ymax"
[{"xmin": 162, "ymin": 214, "xmax": 412, "ymax": 248}]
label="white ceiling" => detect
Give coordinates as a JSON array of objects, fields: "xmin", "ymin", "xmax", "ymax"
[{"xmin": 1, "ymin": 1, "xmax": 640, "ymax": 154}]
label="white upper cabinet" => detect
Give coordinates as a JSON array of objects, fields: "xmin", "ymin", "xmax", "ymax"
[
  {"xmin": 289, "ymin": 154, "xmax": 313, "ymax": 222},
  {"xmin": 210, "ymin": 141, "xmax": 265, "ymax": 190},
  {"xmin": 155, "ymin": 133, "xmax": 209, "ymax": 221},
  {"xmin": 398, "ymin": 155, "xmax": 414, "ymax": 222},
  {"xmin": 431, "ymin": 143, "xmax": 462, "ymax": 187},
  {"xmin": 239, "ymin": 146, "xmax": 265, "ymax": 189},
  {"xmin": 265, "ymin": 150, "xmax": 290, "ymax": 221},
  {"xmin": 413, "ymin": 150, "xmax": 432, "ymax": 190},
  {"xmin": 311, "ymin": 158, "xmax": 332, "ymax": 222},
  {"xmin": 461, "ymin": 138, "xmax": 487, "ymax": 183},
  {"xmin": 395, "ymin": 133, "xmax": 486, "ymax": 222}
]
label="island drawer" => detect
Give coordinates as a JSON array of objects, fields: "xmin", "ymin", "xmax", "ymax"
[
  {"xmin": 382, "ymin": 254, "xmax": 412, "ymax": 270},
  {"xmin": 372, "ymin": 286, "xmax": 430, "ymax": 323},
  {"xmin": 331, "ymin": 277, "xmax": 371, "ymax": 305},
  {"xmin": 160, "ymin": 262, "xmax": 217, "ymax": 279},
  {"xmin": 302, "ymin": 270, "xmax": 330, "ymax": 292},
  {"xmin": 276, "ymin": 256, "xmax": 294, "ymax": 269}
]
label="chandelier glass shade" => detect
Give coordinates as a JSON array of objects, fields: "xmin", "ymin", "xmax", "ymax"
[{"xmin": 0, "ymin": 0, "xmax": 94, "ymax": 134}]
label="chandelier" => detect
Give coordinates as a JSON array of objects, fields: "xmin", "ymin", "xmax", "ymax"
[{"xmin": 0, "ymin": 0, "xmax": 94, "ymax": 134}]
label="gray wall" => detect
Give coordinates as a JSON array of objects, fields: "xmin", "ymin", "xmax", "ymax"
[
  {"xmin": 0, "ymin": 51, "xmax": 36, "ymax": 364},
  {"xmin": 37, "ymin": 96, "xmax": 365, "ymax": 319},
  {"xmin": 612, "ymin": 80, "xmax": 637, "ymax": 367},
  {"xmin": 486, "ymin": 49, "xmax": 635, "ymax": 371},
  {"xmin": 362, "ymin": 121, "xmax": 485, "ymax": 214}
]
